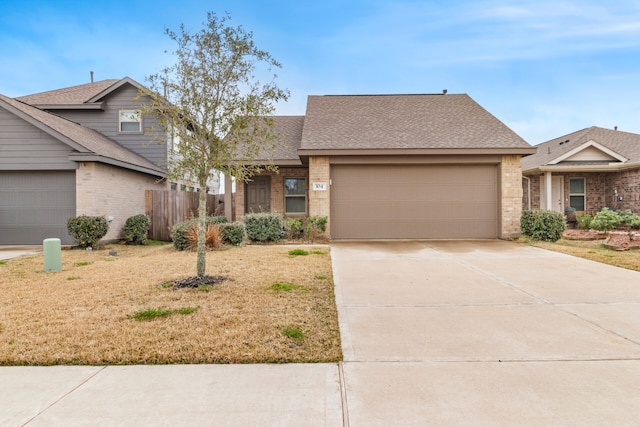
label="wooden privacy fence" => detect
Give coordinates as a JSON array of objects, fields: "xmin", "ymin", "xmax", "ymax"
[{"xmin": 145, "ymin": 190, "xmax": 234, "ymax": 241}]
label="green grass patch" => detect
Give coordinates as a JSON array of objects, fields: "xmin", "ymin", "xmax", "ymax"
[
  {"xmin": 74, "ymin": 261, "xmax": 92, "ymax": 267},
  {"xmin": 0, "ymin": 261, "xmax": 7, "ymax": 266},
  {"xmin": 270, "ymin": 282, "xmax": 304, "ymax": 292},
  {"xmin": 282, "ymin": 327, "xmax": 304, "ymax": 341},
  {"xmin": 66, "ymin": 276, "xmax": 81, "ymax": 281},
  {"xmin": 315, "ymin": 275, "xmax": 329, "ymax": 280},
  {"xmin": 288, "ymin": 249, "xmax": 309, "ymax": 257},
  {"xmin": 128, "ymin": 306, "xmax": 200, "ymax": 321},
  {"xmin": 310, "ymin": 250, "xmax": 325, "ymax": 255},
  {"xmin": 147, "ymin": 240, "xmax": 169, "ymax": 246}
]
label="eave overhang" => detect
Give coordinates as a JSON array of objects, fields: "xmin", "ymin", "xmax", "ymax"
[
  {"xmin": 35, "ymin": 102, "xmax": 105, "ymax": 110},
  {"xmin": 68, "ymin": 153, "xmax": 166, "ymax": 178},
  {"xmin": 523, "ymin": 161, "xmax": 640, "ymax": 175},
  {"xmin": 297, "ymin": 147, "xmax": 536, "ymax": 156}
]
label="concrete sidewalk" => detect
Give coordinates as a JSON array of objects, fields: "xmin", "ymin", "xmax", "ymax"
[{"xmin": 1, "ymin": 240, "xmax": 639, "ymax": 426}]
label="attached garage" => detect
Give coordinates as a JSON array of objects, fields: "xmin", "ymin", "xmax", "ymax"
[
  {"xmin": 0, "ymin": 171, "xmax": 76, "ymax": 244},
  {"xmin": 330, "ymin": 164, "xmax": 498, "ymax": 239}
]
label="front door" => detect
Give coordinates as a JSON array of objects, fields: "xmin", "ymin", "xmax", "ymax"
[{"xmin": 245, "ymin": 175, "xmax": 271, "ymax": 213}]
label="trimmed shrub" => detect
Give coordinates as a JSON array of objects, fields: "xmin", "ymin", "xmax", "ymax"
[
  {"xmin": 591, "ymin": 208, "xmax": 621, "ymax": 232},
  {"xmin": 245, "ymin": 213, "xmax": 285, "ymax": 242},
  {"xmin": 123, "ymin": 214, "xmax": 150, "ymax": 245},
  {"xmin": 575, "ymin": 213, "xmax": 594, "ymax": 230},
  {"xmin": 305, "ymin": 216, "xmax": 328, "ymax": 242},
  {"xmin": 628, "ymin": 214, "xmax": 640, "ymax": 230},
  {"xmin": 220, "ymin": 222, "xmax": 246, "ymax": 245},
  {"xmin": 617, "ymin": 209, "xmax": 640, "ymax": 230},
  {"xmin": 285, "ymin": 218, "xmax": 304, "ymax": 240},
  {"xmin": 520, "ymin": 210, "xmax": 566, "ymax": 242},
  {"xmin": 67, "ymin": 215, "xmax": 109, "ymax": 248},
  {"xmin": 171, "ymin": 216, "xmax": 229, "ymax": 251}
]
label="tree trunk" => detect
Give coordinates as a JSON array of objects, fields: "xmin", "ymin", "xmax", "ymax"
[{"xmin": 196, "ymin": 186, "xmax": 207, "ymax": 277}]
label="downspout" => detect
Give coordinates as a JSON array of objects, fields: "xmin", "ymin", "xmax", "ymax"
[{"xmin": 522, "ymin": 176, "xmax": 531, "ymax": 210}]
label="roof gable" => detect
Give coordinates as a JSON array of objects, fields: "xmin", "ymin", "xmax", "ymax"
[
  {"xmin": 522, "ymin": 126, "xmax": 640, "ymax": 172},
  {"xmin": 16, "ymin": 77, "xmax": 144, "ymax": 109},
  {"xmin": 549, "ymin": 140, "xmax": 627, "ymax": 164},
  {"xmin": 0, "ymin": 93, "xmax": 164, "ymax": 176}
]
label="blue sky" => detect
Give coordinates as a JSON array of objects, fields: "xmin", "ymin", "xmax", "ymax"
[{"xmin": 1, "ymin": 0, "xmax": 639, "ymax": 145}]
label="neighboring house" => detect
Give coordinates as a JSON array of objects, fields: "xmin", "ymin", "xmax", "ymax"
[
  {"xmin": 521, "ymin": 126, "xmax": 640, "ymax": 216},
  {"xmin": 234, "ymin": 93, "xmax": 535, "ymax": 239},
  {"xmin": 0, "ymin": 77, "xmax": 209, "ymax": 245}
]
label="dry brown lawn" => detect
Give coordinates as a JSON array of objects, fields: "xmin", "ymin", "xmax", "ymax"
[
  {"xmin": 525, "ymin": 238, "xmax": 640, "ymax": 272},
  {"xmin": 0, "ymin": 243, "xmax": 342, "ymax": 365}
]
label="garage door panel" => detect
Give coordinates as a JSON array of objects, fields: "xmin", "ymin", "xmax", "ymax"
[
  {"xmin": 0, "ymin": 171, "xmax": 75, "ymax": 244},
  {"xmin": 331, "ymin": 164, "xmax": 498, "ymax": 239}
]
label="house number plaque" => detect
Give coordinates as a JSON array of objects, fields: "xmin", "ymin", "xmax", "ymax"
[{"xmin": 312, "ymin": 182, "xmax": 327, "ymax": 191}]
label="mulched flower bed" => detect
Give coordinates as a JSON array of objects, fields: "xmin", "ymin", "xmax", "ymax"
[
  {"xmin": 603, "ymin": 233, "xmax": 640, "ymax": 251},
  {"xmin": 166, "ymin": 275, "xmax": 227, "ymax": 289},
  {"xmin": 563, "ymin": 229, "xmax": 640, "ymax": 251}
]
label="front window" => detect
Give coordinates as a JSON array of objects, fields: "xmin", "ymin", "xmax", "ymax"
[
  {"xmin": 569, "ymin": 178, "xmax": 585, "ymax": 211},
  {"xmin": 284, "ymin": 178, "xmax": 306, "ymax": 214},
  {"xmin": 119, "ymin": 110, "xmax": 141, "ymax": 132}
]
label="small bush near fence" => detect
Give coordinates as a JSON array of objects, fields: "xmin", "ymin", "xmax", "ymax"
[
  {"xmin": 67, "ymin": 215, "xmax": 109, "ymax": 248},
  {"xmin": 245, "ymin": 213, "xmax": 285, "ymax": 242},
  {"xmin": 521, "ymin": 210, "xmax": 566, "ymax": 242},
  {"xmin": 171, "ymin": 216, "xmax": 228, "ymax": 251},
  {"xmin": 220, "ymin": 222, "xmax": 246, "ymax": 246},
  {"xmin": 123, "ymin": 214, "xmax": 151, "ymax": 245}
]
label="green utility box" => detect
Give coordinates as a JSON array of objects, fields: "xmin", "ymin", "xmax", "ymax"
[{"xmin": 43, "ymin": 238, "xmax": 62, "ymax": 272}]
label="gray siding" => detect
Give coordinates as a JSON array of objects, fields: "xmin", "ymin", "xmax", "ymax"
[
  {"xmin": 0, "ymin": 171, "xmax": 76, "ymax": 244},
  {"xmin": 0, "ymin": 107, "xmax": 76, "ymax": 170},
  {"xmin": 52, "ymin": 84, "xmax": 167, "ymax": 168}
]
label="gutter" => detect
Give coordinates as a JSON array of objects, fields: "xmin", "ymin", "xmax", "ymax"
[{"xmin": 524, "ymin": 161, "xmax": 640, "ymax": 174}]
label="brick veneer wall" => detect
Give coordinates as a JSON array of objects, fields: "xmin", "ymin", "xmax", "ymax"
[
  {"xmin": 523, "ymin": 169, "xmax": 640, "ymax": 214},
  {"xmin": 500, "ymin": 155, "xmax": 524, "ymax": 238},
  {"xmin": 308, "ymin": 156, "xmax": 331, "ymax": 236},
  {"xmin": 76, "ymin": 162, "xmax": 166, "ymax": 241},
  {"xmin": 234, "ymin": 167, "xmax": 309, "ymax": 221}
]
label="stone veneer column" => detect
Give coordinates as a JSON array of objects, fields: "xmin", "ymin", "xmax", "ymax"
[
  {"xmin": 500, "ymin": 155, "xmax": 524, "ymax": 239},
  {"xmin": 308, "ymin": 156, "xmax": 331, "ymax": 237}
]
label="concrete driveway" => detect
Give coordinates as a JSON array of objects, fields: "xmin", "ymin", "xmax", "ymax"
[{"xmin": 332, "ymin": 240, "xmax": 640, "ymax": 426}]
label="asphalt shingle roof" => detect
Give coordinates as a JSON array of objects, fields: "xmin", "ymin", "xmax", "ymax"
[
  {"xmin": 300, "ymin": 94, "xmax": 531, "ymax": 150},
  {"xmin": 522, "ymin": 126, "xmax": 640, "ymax": 171},
  {"xmin": 16, "ymin": 79, "xmax": 120, "ymax": 105},
  {"xmin": 268, "ymin": 116, "xmax": 304, "ymax": 160},
  {"xmin": 0, "ymin": 93, "xmax": 164, "ymax": 175}
]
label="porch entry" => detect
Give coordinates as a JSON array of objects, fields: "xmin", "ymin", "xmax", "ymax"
[
  {"xmin": 245, "ymin": 175, "xmax": 271, "ymax": 213},
  {"xmin": 540, "ymin": 175, "xmax": 564, "ymax": 212}
]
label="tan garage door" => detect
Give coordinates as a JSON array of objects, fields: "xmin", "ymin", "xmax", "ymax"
[{"xmin": 330, "ymin": 164, "xmax": 498, "ymax": 239}]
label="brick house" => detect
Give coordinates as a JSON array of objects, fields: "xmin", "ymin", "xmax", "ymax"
[
  {"xmin": 522, "ymin": 126, "xmax": 640, "ymax": 216},
  {"xmin": 233, "ymin": 93, "xmax": 535, "ymax": 239},
  {"xmin": 0, "ymin": 78, "xmax": 179, "ymax": 244}
]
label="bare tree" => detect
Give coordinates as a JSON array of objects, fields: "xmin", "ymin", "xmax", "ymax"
[{"xmin": 142, "ymin": 11, "xmax": 289, "ymax": 277}]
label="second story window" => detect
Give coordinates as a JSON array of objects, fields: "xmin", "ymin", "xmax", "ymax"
[{"xmin": 119, "ymin": 110, "xmax": 141, "ymax": 133}]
